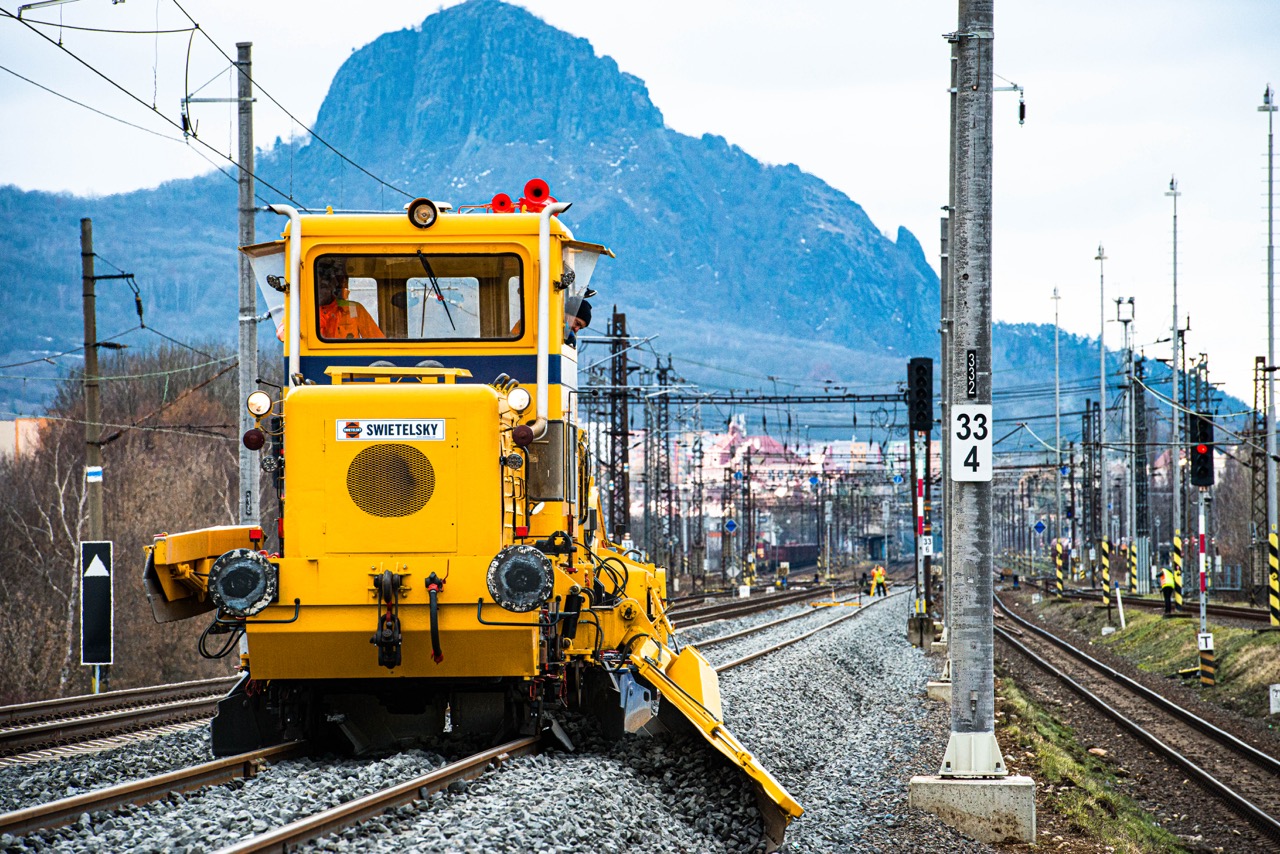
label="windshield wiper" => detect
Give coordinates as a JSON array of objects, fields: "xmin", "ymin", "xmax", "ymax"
[{"xmin": 416, "ymin": 250, "xmax": 456, "ymax": 334}]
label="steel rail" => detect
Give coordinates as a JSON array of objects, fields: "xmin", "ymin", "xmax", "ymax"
[
  {"xmin": 995, "ymin": 597, "xmax": 1280, "ymax": 774},
  {"xmin": 693, "ymin": 592, "xmax": 867, "ymax": 650},
  {"xmin": 0, "ymin": 676, "xmax": 237, "ymax": 729},
  {"xmin": 670, "ymin": 584, "xmax": 856, "ymax": 627},
  {"xmin": 212, "ymin": 737, "xmax": 541, "ymax": 854},
  {"xmin": 0, "ymin": 742, "xmax": 303, "ymax": 837},
  {"xmin": 668, "ymin": 586, "xmax": 818, "ymax": 621},
  {"xmin": 994, "ymin": 602, "xmax": 1280, "ymax": 842},
  {"xmin": 0, "ymin": 695, "xmax": 222, "ymax": 756},
  {"xmin": 214, "ymin": 587, "xmax": 893, "ymax": 851},
  {"xmin": 716, "ymin": 589, "xmax": 901, "ymax": 672},
  {"xmin": 1023, "ymin": 578, "xmax": 1268, "ymax": 623}
]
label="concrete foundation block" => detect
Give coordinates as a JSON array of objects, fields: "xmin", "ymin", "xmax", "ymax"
[
  {"xmin": 926, "ymin": 680, "xmax": 951, "ymax": 702},
  {"xmin": 908, "ymin": 775, "xmax": 1036, "ymax": 844},
  {"xmin": 907, "ymin": 615, "xmax": 932, "ymax": 647},
  {"xmin": 930, "ymin": 641, "xmax": 949, "ymax": 655}
]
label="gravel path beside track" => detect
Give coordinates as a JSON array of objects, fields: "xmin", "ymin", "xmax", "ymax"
[
  {"xmin": 0, "ymin": 728, "xmax": 213, "ymax": 815},
  {"xmin": 715, "ymin": 595, "xmax": 993, "ymax": 853}
]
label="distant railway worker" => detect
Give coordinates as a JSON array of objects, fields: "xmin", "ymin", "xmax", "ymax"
[
  {"xmin": 860, "ymin": 569, "xmax": 869, "ymax": 593},
  {"xmin": 1159, "ymin": 566, "xmax": 1176, "ymax": 615},
  {"xmin": 317, "ymin": 257, "xmax": 384, "ymax": 340},
  {"xmin": 564, "ymin": 295, "xmax": 592, "ymax": 347},
  {"xmin": 871, "ymin": 564, "xmax": 888, "ymax": 597}
]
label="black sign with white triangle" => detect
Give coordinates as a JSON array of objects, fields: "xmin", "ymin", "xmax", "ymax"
[{"xmin": 80, "ymin": 540, "xmax": 113, "ymax": 665}]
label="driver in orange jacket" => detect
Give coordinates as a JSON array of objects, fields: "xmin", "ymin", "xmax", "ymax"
[{"xmin": 317, "ymin": 257, "xmax": 385, "ymax": 340}]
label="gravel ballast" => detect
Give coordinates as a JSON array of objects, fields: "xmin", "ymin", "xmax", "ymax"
[
  {"xmin": 4, "ymin": 591, "xmax": 986, "ymax": 852},
  {"xmin": 3, "ymin": 748, "xmax": 448, "ymax": 853},
  {"xmin": 303, "ymin": 593, "xmax": 990, "ymax": 853},
  {"xmin": 0, "ymin": 728, "xmax": 214, "ymax": 814},
  {"xmin": 712, "ymin": 594, "xmax": 993, "ymax": 853}
]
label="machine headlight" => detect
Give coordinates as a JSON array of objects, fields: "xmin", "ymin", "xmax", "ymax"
[
  {"xmin": 407, "ymin": 197, "xmax": 439, "ymax": 229},
  {"xmin": 246, "ymin": 391, "xmax": 273, "ymax": 417},
  {"xmin": 209, "ymin": 548, "xmax": 278, "ymax": 617},
  {"xmin": 487, "ymin": 545, "xmax": 553, "ymax": 613},
  {"xmin": 507, "ymin": 386, "xmax": 531, "ymax": 412}
]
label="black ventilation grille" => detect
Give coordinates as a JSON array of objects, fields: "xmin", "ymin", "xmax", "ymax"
[{"xmin": 346, "ymin": 444, "xmax": 436, "ymax": 517}]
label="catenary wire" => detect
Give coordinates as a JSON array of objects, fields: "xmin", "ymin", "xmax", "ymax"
[
  {"xmin": 168, "ymin": 0, "xmax": 413, "ymax": 202},
  {"xmin": 0, "ymin": 6, "xmax": 308, "ymax": 210},
  {"xmin": 0, "ymin": 61, "xmax": 184, "ymax": 142}
]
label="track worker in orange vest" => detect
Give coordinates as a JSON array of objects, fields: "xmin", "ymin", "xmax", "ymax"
[
  {"xmin": 1159, "ymin": 566, "xmax": 1175, "ymax": 615},
  {"xmin": 317, "ymin": 257, "xmax": 385, "ymax": 340},
  {"xmin": 870, "ymin": 564, "xmax": 888, "ymax": 597}
]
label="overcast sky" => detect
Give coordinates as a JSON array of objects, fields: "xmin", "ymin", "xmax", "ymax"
[{"xmin": 1, "ymin": 0, "xmax": 1277, "ymax": 400}]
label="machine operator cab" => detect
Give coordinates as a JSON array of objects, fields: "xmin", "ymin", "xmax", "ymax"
[{"xmin": 244, "ymin": 183, "xmax": 610, "ymax": 390}]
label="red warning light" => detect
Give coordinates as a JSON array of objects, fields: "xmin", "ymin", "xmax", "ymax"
[
  {"xmin": 1196, "ymin": 444, "xmax": 1208, "ymax": 454},
  {"xmin": 515, "ymin": 525, "xmax": 529, "ymax": 538}
]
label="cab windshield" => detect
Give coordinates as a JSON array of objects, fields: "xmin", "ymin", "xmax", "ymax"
[{"xmin": 314, "ymin": 253, "xmax": 523, "ymax": 341}]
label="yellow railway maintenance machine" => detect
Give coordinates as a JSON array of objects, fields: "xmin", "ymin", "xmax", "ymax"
[{"xmin": 142, "ymin": 182, "xmax": 800, "ymax": 841}]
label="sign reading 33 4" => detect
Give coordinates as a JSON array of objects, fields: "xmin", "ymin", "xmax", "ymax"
[{"xmin": 950, "ymin": 404, "xmax": 993, "ymax": 482}]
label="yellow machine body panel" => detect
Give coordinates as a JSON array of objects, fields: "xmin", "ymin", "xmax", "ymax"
[
  {"xmin": 142, "ymin": 201, "xmax": 800, "ymax": 843},
  {"xmin": 148, "ymin": 525, "xmax": 259, "ymax": 602},
  {"xmin": 246, "ymin": 381, "xmax": 541, "ymax": 680}
]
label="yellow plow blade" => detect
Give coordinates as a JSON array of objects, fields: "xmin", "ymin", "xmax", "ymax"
[{"xmin": 631, "ymin": 640, "xmax": 802, "ymax": 849}]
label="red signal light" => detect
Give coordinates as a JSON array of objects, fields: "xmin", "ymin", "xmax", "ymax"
[{"xmin": 1197, "ymin": 444, "xmax": 1208, "ymax": 454}]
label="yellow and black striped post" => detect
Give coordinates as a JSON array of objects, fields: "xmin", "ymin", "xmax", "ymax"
[
  {"xmin": 1100, "ymin": 538, "xmax": 1111, "ymax": 608},
  {"xmin": 1269, "ymin": 533, "xmax": 1279, "ymax": 628},
  {"xmin": 1055, "ymin": 541, "xmax": 1064, "ymax": 597},
  {"xmin": 1128, "ymin": 543, "xmax": 1138, "ymax": 594},
  {"xmin": 1199, "ymin": 635, "xmax": 1216, "ymax": 686},
  {"xmin": 1173, "ymin": 531, "xmax": 1184, "ymax": 610}
]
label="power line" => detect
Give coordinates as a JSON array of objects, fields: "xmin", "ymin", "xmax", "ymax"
[
  {"xmin": 0, "ymin": 354, "xmax": 234, "ymax": 383},
  {"xmin": 19, "ymin": 17, "xmax": 196, "ymax": 35},
  {"xmin": 0, "ymin": 325, "xmax": 141, "ymax": 370},
  {"xmin": 144, "ymin": 326, "xmax": 217, "ymax": 360},
  {"xmin": 0, "ymin": 5, "xmax": 307, "ymax": 209},
  {"xmin": 0, "ymin": 61, "xmax": 183, "ymax": 142},
  {"xmin": 2, "ymin": 410, "xmax": 236, "ymax": 441},
  {"xmin": 168, "ymin": 0, "xmax": 413, "ymax": 202}
]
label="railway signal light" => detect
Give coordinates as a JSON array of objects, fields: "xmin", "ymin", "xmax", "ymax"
[
  {"xmin": 907, "ymin": 357, "xmax": 934, "ymax": 432},
  {"xmin": 1188, "ymin": 412, "xmax": 1214, "ymax": 487}
]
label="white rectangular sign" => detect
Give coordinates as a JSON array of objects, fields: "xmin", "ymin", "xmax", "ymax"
[
  {"xmin": 336, "ymin": 419, "xmax": 446, "ymax": 441},
  {"xmin": 1198, "ymin": 632, "xmax": 1214, "ymax": 652},
  {"xmin": 950, "ymin": 404, "xmax": 993, "ymax": 482},
  {"xmin": 1271, "ymin": 684, "xmax": 1280, "ymax": 716},
  {"xmin": 920, "ymin": 535, "xmax": 934, "ymax": 556}
]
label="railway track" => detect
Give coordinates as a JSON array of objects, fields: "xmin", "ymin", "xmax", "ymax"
[
  {"xmin": 994, "ymin": 595, "xmax": 1280, "ymax": 845},
  {"xmin": 0, "ymin": 677, "xmax": 237, "ymax": 758},
  {"xmin": 0, "ymin": 586, "xmax": 892, "ymax": 850},
  {"xmin": 668, "ymin": 583, "xmax": 856, "ymax": 627},
  {"xmin": 1023, "ymin": 578, "xmax": 1270, "ymax": 624}
]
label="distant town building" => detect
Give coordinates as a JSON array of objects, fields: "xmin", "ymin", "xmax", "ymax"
[{"xmin": 0, "ymin": 419, "xmax": 45, "ymax": 458}]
